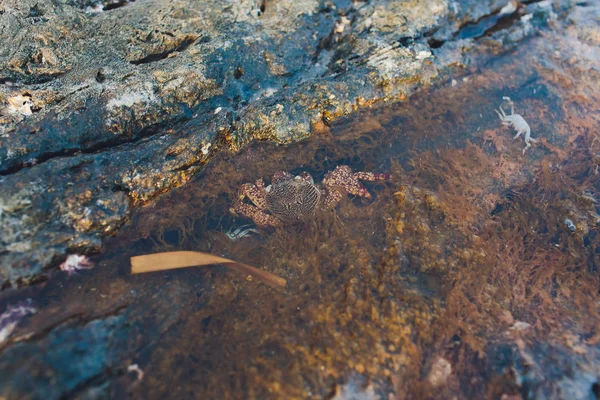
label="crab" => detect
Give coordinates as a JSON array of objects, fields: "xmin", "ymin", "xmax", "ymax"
[
  {"xmin": 59, "ymin": 254, "xmax": 93, "ymax": 275},
  {"xmin": 230, "ymin": 165, "xmax": 390, "ymax": 228},
  {"xmin": 495, "ymin": 97, "xmax": 537, "ymax": 154}
]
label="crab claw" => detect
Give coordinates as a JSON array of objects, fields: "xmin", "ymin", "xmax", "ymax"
[
  {"xmin": 349, "ymin": 172, "xmax": 390, "ymax": 198},
  {"xmin": 231, "ymin": 180, "xmax": 283, "ymax": 228},
  {"xmin": 322, "ymin": 166, "xmax": 390, "ymax": 206}
]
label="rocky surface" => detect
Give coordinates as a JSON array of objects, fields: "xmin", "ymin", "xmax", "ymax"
[
  {"xmin": 0, "ymin": 0, "xmax": 557, "ymax": 285},
  {"xmin": 0, "ymin": 0, "xmax": 600, "ymax": 398}
]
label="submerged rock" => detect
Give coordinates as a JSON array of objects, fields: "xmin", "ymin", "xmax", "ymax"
[{"xmin": 0, "ymin": 0, "xmax": 554, "ymax": 285}]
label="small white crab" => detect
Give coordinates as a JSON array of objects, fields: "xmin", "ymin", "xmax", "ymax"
[
  {"xmin": 495, "ymin": 97, "xmax": 537, "ymax": 154},
  {"xmin": 59, "ymin": 254, "xmax": 93, "ymax": 275}
]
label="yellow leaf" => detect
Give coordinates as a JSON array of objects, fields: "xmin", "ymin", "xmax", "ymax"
[{"xmin": 130, "ymin": 251, "xmax": 286, "ymax": 289}]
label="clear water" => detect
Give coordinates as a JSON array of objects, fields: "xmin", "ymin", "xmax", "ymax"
[{"xmin": 2, "ymin": 34, "xmax": 600, "ymax": 399}]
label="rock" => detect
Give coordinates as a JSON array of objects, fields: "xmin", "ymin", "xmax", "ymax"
[
  {"xmin": 427, "ymin": 357, "xmax": 452, "ymax": 388},
  {"xmin": 0, "ymin": 316, "xmax": 127, "ymax": 398}
]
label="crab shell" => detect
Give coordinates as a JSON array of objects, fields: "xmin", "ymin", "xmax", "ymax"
[{"xmin": 265, "ymin": 171, "xmax": 321, "ymax": 223}]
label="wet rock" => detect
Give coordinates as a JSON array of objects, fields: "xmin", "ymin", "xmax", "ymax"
[
  {"xmin": 0, "ymin": 0, "xmax": 557, "ymax": 285},
  {"xmin": 487, "ymin": 341, "xmax": 600, "ymax": 400},
  {"xmin": 0, "ymin": 316, "xmax": 126, "ymax": 399},
  {"xmin": 0, "ymin": 249, "xmax": 211, "ymax": 399}
]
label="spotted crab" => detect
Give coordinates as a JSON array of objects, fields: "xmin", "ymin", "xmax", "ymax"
[{"xmin": 230, "ymin": 165, "xmax": 390, "ymax": 227}]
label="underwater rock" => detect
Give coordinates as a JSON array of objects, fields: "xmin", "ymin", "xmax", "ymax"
[
  {"xmin": 0, "ymin": 315, "xmax": 127, "ymax": 398},
  {"xmin": 0, "ymin": 0, "xmax": 557, "ymax": 285}
]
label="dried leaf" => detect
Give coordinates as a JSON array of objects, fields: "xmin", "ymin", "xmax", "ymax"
[{"xmin": 130, "ymin": 251, "xmax": 286, "ymax": 289}]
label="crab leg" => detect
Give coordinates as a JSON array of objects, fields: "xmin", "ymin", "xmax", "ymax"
[
  {"xmin": 494, "ymin": 109, "xmax": 505, "ymax": 120},
  {"xmin": 231, "ymin": 201, "xmax": 282, "ymax": 228},
  {"xmin": 321, "ymin": 189, "xmax": 345, "ymax": 209},
  {"xmin": 514, "ymin": 129, "xmax": 523, "ymax": 139},
  {"xmin": 247, "ymin": 180, "xmax": 268, "ymax": 210},
  {"xmin": 494, "ymin": 106, "xmax": 506, "ymax": 121}
]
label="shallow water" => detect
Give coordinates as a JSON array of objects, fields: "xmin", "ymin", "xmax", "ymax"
[{"xmin": 2, "ymin": 32, "xmax": 600, "ymax": 399}]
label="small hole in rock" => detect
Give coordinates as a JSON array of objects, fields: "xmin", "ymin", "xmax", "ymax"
[
  {"xmin": 96, "ymin": 69, "xmax": 106, "ymax": 83},
  {"xmin": 234, "ymin": 66, "xmax": 244, "ymax": 79}
]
